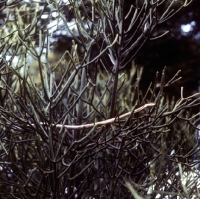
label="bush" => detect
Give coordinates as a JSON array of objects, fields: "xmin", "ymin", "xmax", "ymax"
[{"xmin": 0, "ymin": 0, "xmax": 199, "ymax": 198}]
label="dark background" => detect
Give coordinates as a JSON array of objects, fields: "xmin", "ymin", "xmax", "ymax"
[{"xmin": 134, "ymin": 0, "xmax": 200, "ymax": 98}]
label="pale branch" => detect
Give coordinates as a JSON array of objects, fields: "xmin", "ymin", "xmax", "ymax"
[{"xmin": 34, "ymin": 103, "xmax": 155, "ymax": 130}]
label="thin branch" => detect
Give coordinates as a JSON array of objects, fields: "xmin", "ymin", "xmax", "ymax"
[{"xmin": 33, "ymin": 103, "xmax": 155, "ymax": 130}]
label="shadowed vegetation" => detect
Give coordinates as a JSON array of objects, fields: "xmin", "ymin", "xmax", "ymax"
[{"xmin": 0, "ymin": 0, "xmax": 199, "ymax": 198}]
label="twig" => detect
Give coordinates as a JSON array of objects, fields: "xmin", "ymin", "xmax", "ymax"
[{"xmin": 36, "ymin": 103, "xmax": 155, "ymax": 130}]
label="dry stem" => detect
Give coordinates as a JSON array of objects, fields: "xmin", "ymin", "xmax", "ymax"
[{"xmin": 37, "ymin": 103, "xmax": 155, "ymax": 130}]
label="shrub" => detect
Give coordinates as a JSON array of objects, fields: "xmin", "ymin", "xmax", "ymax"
[{"xmin": 0, "ymin": 0, "xmax": 199, "ymax": 198}]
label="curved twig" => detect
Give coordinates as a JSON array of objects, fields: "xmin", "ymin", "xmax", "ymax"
[{"xmin": 37, "ymin": 103, "xmax": 155, "ymax": 130}]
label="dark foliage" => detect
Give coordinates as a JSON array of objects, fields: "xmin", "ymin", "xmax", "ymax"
[{"xmin": 0, "ymin": 0, "xmax": 199, "ymax": 198}]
